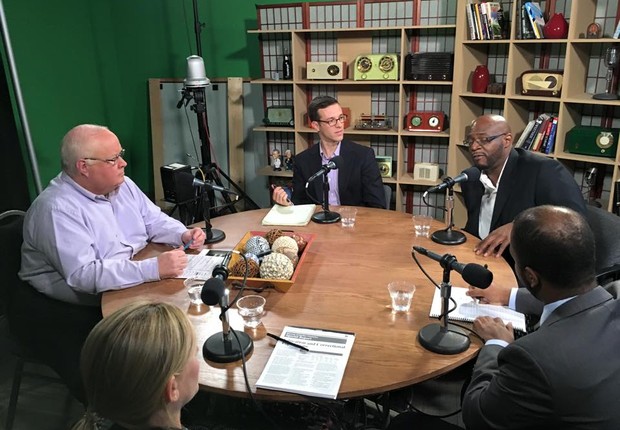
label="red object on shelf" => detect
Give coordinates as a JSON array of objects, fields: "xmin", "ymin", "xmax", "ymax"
[
  {"xmin": 472, "ymin": 65, "xmax": 490, "ymax": 93},
  {"xmin": 543, "ymin": 13, "xmax": 569, "ymax": 39}
]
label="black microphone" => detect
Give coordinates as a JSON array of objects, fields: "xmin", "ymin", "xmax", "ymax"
[
  {"xmin": 412, "ymin": 246, "xmax": 493, "ymax": 289},
  {"xmin": 423, "ymin": 166, "xmax": 481, "ymax": 197},
  {"xmin": 178, "ymin": 171, "xmax": 237, "ymax": 195},
  {"xmin": 306, "ymin": 155, "xmax": 342, "ymax": 183}
]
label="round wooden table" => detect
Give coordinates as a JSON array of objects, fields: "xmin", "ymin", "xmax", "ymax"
[{"xmin": 102, "ymin": 207, "xmax": 516, "ymax": 400}]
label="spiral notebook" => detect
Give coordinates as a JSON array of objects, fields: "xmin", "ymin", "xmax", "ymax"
[
  {"xmin": 261, "ymin": 204, "xmax": 317, "ymax": 226},
  {"xmin": 429, "ymin": 286, "xmax": 526, "ymax": 332}
]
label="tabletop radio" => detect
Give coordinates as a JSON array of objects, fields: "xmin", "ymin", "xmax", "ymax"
[
  {"xmin": 353, "ymin": 54, "xmax": 398, "ymax": 80},
  {"xmin": 405, "ymin": 111, "xmax": 446, "ymax": 132},
  {"xmin": 405, "ymin": 52, "xmax": 453, "ymax": 81},
  {"xmin": 306, "ymin": 61, "xmax": 346, "ymax": 80},
  {"xmin": 376, "ymin": 156, "xmax": 393, "ymax": 178},
  {"xmin": 413, "ymin": 163, "xmax": 440, "ymax": 181},
  {"xmin": 521, "ymin": 70, "xmax": 563, "ymax": 97},
  {"xmin": 263, "ymin": 106, "xmax": 294, "ymax": 127},
  {"xmin": 565, "ymin": 126, "xmax": 619, "ymax": 158}
]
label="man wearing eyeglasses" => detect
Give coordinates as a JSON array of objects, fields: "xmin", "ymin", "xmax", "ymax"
[
  {"xmin": 13, "ymin": 124, "xmax": 205, "ymax": 403},
  {"xmin": 461, "ymin": 114, "xmax": 586, "ymax": 270},
  {"xmin": 272, "ymin": 96, "xmax": 386, "ymax": 208}
]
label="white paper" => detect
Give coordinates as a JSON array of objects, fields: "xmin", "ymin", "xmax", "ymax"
[
  {"xmin": 256, "ymin": 326, "xmax": 355, "ymax": 399},
  {"xmin": 178, "ymin": 249, "xmax": 229, "ymax": 279},
  {"xmin": 261, "ymin": 204, "xmax": 317, "ymax": 226},
  {"xmin": 429, "ymin": 286, "xmax": 526, "ymax": 332}
]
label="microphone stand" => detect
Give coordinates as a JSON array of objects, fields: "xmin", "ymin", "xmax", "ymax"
[
  {"xmin": 417, "ymin": 255, "xmax": 470, "ymax": 354},
  {"xmin": 201, "ymin": 187, "xmax": 225, "ymax": 244},
  {"xmin": 431, "ymin": 187, "xmax": 466, "ymax": 245},
  {"xmin": 311, "ymin": 172, "xmax": 341, "ymax": 224}
]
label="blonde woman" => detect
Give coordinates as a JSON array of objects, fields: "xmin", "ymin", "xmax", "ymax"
[{"xmin": 72, "ymin": 302, "xmax": 200, "ymax": 430}]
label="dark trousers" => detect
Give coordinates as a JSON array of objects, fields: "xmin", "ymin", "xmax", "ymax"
[{"xmin": 7, "ymin": 281, "xmax": 102, "ymax": 405}]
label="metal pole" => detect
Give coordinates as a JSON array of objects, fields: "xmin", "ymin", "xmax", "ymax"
[{"xmin": 0, "ymin": 0, "xmax": 42, "ymax": 194}]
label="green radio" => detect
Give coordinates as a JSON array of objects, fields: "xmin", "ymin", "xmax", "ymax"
[
  {"xmin": 565, "ymin": 126, "xmax": 619, "ymax": 158},
  {"xmin": 353, "ymin": 54, "xmax": 398, "ymax": 81}
]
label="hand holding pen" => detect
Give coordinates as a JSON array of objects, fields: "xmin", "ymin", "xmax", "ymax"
[{"xmin": 271, "ymin": 184, "xmax": 294, "ymax": 206}]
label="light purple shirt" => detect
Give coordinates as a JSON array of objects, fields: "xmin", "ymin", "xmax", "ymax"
[
  {"xmin": 319, "ymin": 143, "xmax": 341, "ymax": 206},
  {"xmin": 20, "ymin": 172, "xmax": 187, "ymax": 306}
]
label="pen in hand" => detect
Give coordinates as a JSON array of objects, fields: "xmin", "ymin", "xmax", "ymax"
[
  {"xmin": 267, "ymin": 332, "xmax": 309, "ymax": 352},
  {"xmin": 270, "ymin": 184, "xmax": 294, "ymax": 206},
  {"xmin": 183, "ymin": 240, "xmax": 193, "ymax": 251}
]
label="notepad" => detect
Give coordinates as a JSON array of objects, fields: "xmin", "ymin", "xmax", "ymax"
[
  {"xmin": 429, "ymin": 286, "xmax": 527, "ymax": 332},
  {"xmin": 261, "ymin": 204, "xmax": 316, "ymax": 226}
]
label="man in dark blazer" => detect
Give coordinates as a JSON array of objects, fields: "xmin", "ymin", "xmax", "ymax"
[
  {"xmin": 461, "ymin": 114, "xmax": 585, "ymax": 261},
  {"xmin": 462, "ymin": 205, "xmax": 620, "ymax": 429},
  {"xmin": 272, "ymin": 96, "xmax": 386, "ymax": 209}
]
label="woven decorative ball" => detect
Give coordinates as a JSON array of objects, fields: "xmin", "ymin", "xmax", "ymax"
[
  {"xmin": 243, "ymin": 252, "xmax": 260, "ymax": 265},
  {"xmin": 244, "ymin": 236, "xmax": 270, "ymax": 256},
  {"xmin": 260, "ymin": 252, "xmax": 294, "ymax": 280},
  {"xmin": 290, "ymin": 233, "xmax": 307, "ymax": 254},
  {"xmin": 230, "ymin": 258, "xmax": 260, "ymax": 278},
  {"xmin": 271, "ymin": 236, "xmax": 299, "ymax": 254},
  {"xmin": 276, "ymin": 247, "xmax": 299, "ymax": 268},
  {"xmin": 264, "ymin": 229, "xmax": 285, "ymax": 246}
]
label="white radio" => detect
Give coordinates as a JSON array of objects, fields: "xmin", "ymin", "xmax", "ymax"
[
  {"xmin": 413, "ymin": 163, "xmax": 440, "ymax": 181},
  {"xmin": 306, "ymin": 61, "xmax": 346, "ymax": 80}
]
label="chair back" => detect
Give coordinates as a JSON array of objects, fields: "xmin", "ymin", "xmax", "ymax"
[
  {"xmin": 384, "ymin": 184, "xmax": 392, "ymax": 209},
  {"xmin": 586, "ymin": 205, "xmax": 620, "ymax": 275},
  {"xmin": 0, "ymin": 210, "xmax": 26, "ymax": 315}
]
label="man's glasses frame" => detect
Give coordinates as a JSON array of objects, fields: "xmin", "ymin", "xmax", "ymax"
[
  {"xmin": 463, "ymin": 133, "xmax": 508, "ymax": 147},
  {"xmin": 83, "ymin": 148, "xmax": 126, "ymax": 166},
  {"xmin": 316, "ymin": 114, "xmax": 348, "ymax": 127}
]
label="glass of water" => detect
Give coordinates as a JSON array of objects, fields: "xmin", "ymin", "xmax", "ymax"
[
  {"xmin": 413, "ymin": 215, "xmax": 433, "ymax": 237},
  {"xmin": 184, "ymin": 278, "xmax": 205, "ymax": 306},
  {"xmin": 236, "ymin": 295, "xmax": 266, "ymax": 328},
  {"xmin": 340, "ymin": 207, "xmax": 358, "ymax": 227},
  {"xmin": 388, "ymin": 281, "xmax": 416, "ymax": 313}
]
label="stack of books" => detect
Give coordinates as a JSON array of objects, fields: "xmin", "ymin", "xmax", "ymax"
[
  {"xmin": 466, "ymin": 2, "xmax": 504, "ymax": 40},
  {"xmin": 520, "ymin": 1, "xmax": 546, "ymax": 39},
  {"xmin": 514, "ymin": 113, "xmax": 558, "ymax": 154}
]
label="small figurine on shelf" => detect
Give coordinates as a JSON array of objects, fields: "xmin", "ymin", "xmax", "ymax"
[
  {"xmin": 271, "ymin": 149, "xmax": 282, "ymax": 171},
  {"xmin": 284, "ymin": 149, "xmax": 294, "ymax": 170}
]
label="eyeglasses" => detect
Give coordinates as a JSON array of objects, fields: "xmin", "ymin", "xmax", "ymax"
[
  {"xmin": 83, "ymin": 148, "xmax": 126, "ymax": 166},
  {"xmin": 463, "ymin": 133, "xmax": 508, "ymax": 147},
  {"xmin": 316, "ymin": 114, "xmax": 348, "ymax": 127}
]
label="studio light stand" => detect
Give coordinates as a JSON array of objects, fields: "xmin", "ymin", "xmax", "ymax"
[
  {"xmin": 417, "ymin": 255, "xmax": 470, "ymax": 355},
  {"xmin": 431, "ymin": 187, "xmax": 466, "ymax": 245},
  {"xmin": 201, "ymin": 185, "xmax": 225, "ymax": 244},
  {"xmin": 311, "ymin": 172, "xmax": 341, "ymax": 224}
]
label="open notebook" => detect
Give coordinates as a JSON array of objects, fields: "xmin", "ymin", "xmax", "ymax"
[
  {"xmin": 429, "ymin": 286, "xmax": 527, "ymax": 332},
  {"xmin": 261, "ymin": 204, "xmax": 316, "ymax": 227}
]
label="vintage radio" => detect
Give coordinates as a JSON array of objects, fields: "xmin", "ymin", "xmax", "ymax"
[
  {"xmin": 306, "ymin": 61, "xmax": 346, "ymax": 80},
  {"xmin": 520, "ymin": 70, "xmax": 564, "ymax": 97},
  {"xmin": 413, "ymin": 163, "xmax": 440, "ymax": 181},
  {"xmin": 405, "ymin": 111, "xmax": 446, "ymax": 132},
  {"xmin": 376, "ymin": 156, "xmax": 393, "ymax": 178},
  {"xmin": 565, "ymin": 126, "xmax": 619, "ymax": 158},
  {"xmin": 404, "ymin": 52, "xmax": 453, "ymax": 81},
  {"xmin": 353, "ymin": 54, "xmax": 398, "ymax": 81},
  {"xmin": 354, "ymin": 113, "xmax": 392, "ymax": 130},
  {"xmin": 263, "ymin": 106, "xmax": 294, "ymax": 127}
]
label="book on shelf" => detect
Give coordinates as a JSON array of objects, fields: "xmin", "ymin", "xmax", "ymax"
[
  {"xmin": 522, "ymin": 113, "xmax": 549, "ymax": 150},
  {"xmin": 524, "ymin": 2, "xmax": 545, "ymax": 39},
  {"xmin": 478, "ymin": 3, "xmax": 490, "ymax": 40},
  {"xmin": 520, "ymin": 2, "xmax": 537, "ymax": 39},
  {"xmin": 539, "ymin": 116, "xmax": 557, "ymax": 153},
  {"xmin": 531, "ymin": 116, "xmax": 552, "ymax": 152},
  {"xmin": 515, "ymin": 119, "xmax": 536, "ymax": 148},
  {"xmin": 474, "ymin": 4, "xmax": 484, "ymax": 40},
  {"xmin": 429, "ymin": 287, "xmax": 527, "ymax": 332},
  {"xmin": 544, "ymin": 116, "xmax": 559, "ymax": 154},
  {"xmin": 466, "ymin": 3, "xmax": 478, "ymax": 40}
]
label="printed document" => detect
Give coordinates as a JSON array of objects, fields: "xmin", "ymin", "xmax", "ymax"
[
  {"xmin": 178, "ymin": 249, "xmax": 229, "ymax": 279},
  {"xmin": 256, "ymin": 326, "xmax": 355, "ymax": 399}
]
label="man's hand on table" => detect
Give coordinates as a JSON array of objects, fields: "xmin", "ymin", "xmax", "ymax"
[{"xmin": 474, "ymin": 222, "xmax": 513, "ymax": 258}]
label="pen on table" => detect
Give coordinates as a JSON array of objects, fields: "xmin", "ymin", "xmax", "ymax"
[
  {"xmin": 183, "ymin": 240, "xmax": 193, "ymax": 251},
  {"xmin": 267, "ymin": 333, "xmax": 309, "ymax": 352}
]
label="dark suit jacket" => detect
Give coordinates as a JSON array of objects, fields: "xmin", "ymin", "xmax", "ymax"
[
  {"xmin": 461, "ymin": 148, "xmax": 587, "ymax": 237},
  {"xmin": 463, "ymin": 286, "xmax": 620, "ymax": 430},
  {"xmin": 290, "ymin": 139, "xmax": 386, "ymax": 208}
]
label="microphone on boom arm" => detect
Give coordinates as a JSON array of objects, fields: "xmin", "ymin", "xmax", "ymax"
[
  {"xmin": 201, "ymin": 261, "xmax": 253, "ymax": 363},
  {"xmin": 424, "ymin": 166, "xmax": 481, "ymax": 246},
  {"xmin": 412, "ymin": 245, "xmax": 493, "ymax": 355},
  {"xmin": 307, "ymin": 156, "xmax": 343, "ymax": 224}
]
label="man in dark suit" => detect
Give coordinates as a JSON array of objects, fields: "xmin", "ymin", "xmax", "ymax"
[
  {"xmin": 463, "ymin": 205, "xmax": 620, "ymax": 429},
  {"xmin": 461, "ymin": 114, "xmax": 585, "ymax": 258},
  {"xmin": 272, "ymin": 96, "xmax": 386, "ymax": 208}
]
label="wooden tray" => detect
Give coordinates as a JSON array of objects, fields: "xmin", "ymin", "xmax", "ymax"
[{"xmin": 227, "ymin": 230, "xmax": 315, "ymax": 292}]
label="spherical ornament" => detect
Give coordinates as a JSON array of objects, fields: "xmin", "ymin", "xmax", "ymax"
[
  {"xmin": 276, "ymin": 247, "xmax": 299, "ymax": 268},
  {"xmin": 290, "ymin": 233, "xmax": 307, "ymax": 254},
  {"xmin": 271, "ymin": 236, "xmax": 299, "ymax": 254},
  {"xmin": 230, "ymin": 258, "xmax": 260, "ymax": 278},
  {"xmin": 264, "ymin": 229, "xmax": 284, "ymax": 246},
  {"xmin": 244, "ymin": 236, "xmax": 270, "ymax": 256},
  {"xmin": 260, "ymin": 252, "xmax": 294, "ymax": 280},
  {"xmin": 243, "ymin": 252, "xmax": 259, "ymax": 265}
]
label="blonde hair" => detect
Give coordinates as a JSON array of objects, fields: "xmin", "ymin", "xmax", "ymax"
[{"xmin": 72, "ymin": 302, "xmax": 195, "ymax": 430}]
